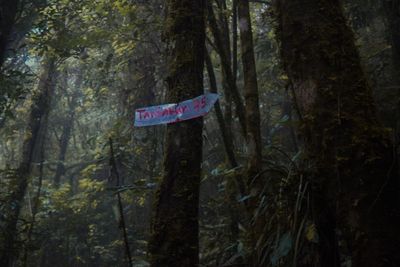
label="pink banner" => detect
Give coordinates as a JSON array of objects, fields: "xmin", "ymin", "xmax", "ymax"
[{"xmin": 134, "ymin": 93, "xmax": 219, "ymax": 127}]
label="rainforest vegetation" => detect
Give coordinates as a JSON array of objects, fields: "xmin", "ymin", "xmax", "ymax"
[{"xmin": 1, "ymin": 0, "xmax": 399, "ymax": 266}]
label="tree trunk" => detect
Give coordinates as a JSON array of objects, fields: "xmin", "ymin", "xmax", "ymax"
[
  {"xmin": 22, "ymin": 120, "xmax": 47, "ymax": 267},
  {"xmin": 205, "ymin": 48, "xmax": 239, "ymax": 170},
  {"xmin": 0, "ymin": 0, "xmax": 19, "ymax": 67},
  {"xmin": 238, "ymin": 0, "xmax": 262, "ymax": 181},
  {"xmin": 54, "ymin": 72, "xmax": 82, "ymax": 187},
  {"xmin": 148, "ymin": 0, "xmax": 205, "ymax": 266},
  {"xmin": 0, "ymin": 56, "xmax": 57, "ymax": 267},
  {"xmin": 207, "ymin": 0, "xmax": 247, "ymax": 137},
  {"xmin": 237, "ymin": 1, "xmax": 263, "ymax": 264},
  {"xmin": 275, "ymin": 0, "xmax": 400, "ymax": 266}
]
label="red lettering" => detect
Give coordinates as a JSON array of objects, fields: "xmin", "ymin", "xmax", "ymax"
[
  {"xmin": 176, "ymin": 105, "xmax": 188, "ymax": 114},
  {"xmin": 168, "ymin": 107, "xmax": 176, "ymax": 115},
  {"xmin": 162, "ymin": 108, "xmax": 169, "ymax": 116},
  {"xmin": 194, "ymin": 99, "xmax": 200, "ymax": 111},
  {"xmin": 137, "ymin": 109, "xmax": 146, "ymax": 119},
  {"xmin": 201, "ymin": 96, "xmax": 206, "ymax": 109},
  {"xmin": 194, "ymin": 97, "xmax": 206, "ymax": 111}
]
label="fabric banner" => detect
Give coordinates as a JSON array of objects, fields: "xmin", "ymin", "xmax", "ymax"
[{"xmin": 134, "ymin": 93, "xmax": 219, "ymax": 127}]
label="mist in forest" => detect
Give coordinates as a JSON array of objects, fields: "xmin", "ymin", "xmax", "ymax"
[{"xmin": 1, "ymin": 0, "xmax": 400, "ymax": 267}]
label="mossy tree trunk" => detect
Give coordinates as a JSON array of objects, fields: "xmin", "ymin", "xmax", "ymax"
[
  {"xmin": 148, "ymin": 0, "xmax": 205, "ymax": 266},
  {"xmin": 275, "ymin": 0, "xmax": 400, "ymax": 266},
  {"xmin": 0, "ymin": 56, "xmax": 57, "ymax": 267}
]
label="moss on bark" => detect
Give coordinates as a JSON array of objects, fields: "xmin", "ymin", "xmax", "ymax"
[
  {"xmin": 275, "ymin": 0, "xmax": 400, "ymax": 266},
  {"xmin": 148, "ymin": 1, "xmax": 205, "ymax": 266}
]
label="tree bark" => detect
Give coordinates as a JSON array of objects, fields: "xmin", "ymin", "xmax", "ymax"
[
  {"xmin": 0, "ymin": 56, "xmax": 57, "ymax": 267},
  {"xmin": 275, "ymin": 0, "xmax": 400, "ymax": 266},
  {"xmin": 148, "ymin": 0, "xmax": 205, "ymax": 266}
]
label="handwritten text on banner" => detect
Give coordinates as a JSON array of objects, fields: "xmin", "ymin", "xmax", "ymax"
[{"xmin": 134, "ymin": 93, "xmax": 219, "ymax": 127}]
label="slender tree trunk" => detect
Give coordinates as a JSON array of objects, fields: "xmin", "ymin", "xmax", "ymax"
[
  {"xmin": 237, "ymin": 1, "xmax": 263, "ymax": 264},
  {"xmin": 275, "ymin": 0, "xmax": 400, "ymax": 266},
  {"xmin": 238, "ymin": 0, "xmax": 262, "ymax": 185},
  {"xmin": 0, "ymin": 0, "xmax": 19, "ymax": 67},
  {"xmin": 205, "ymin": 48, "xmax": 238, "ymax": 170},
  {"xmin": 0, "ymin": 56, "xmax": 57, "ymax": 267},
  {"xmin": 54, "ymin": 73, "xmax": 82, "ymax": 187},
  {"xmin": 22, "ymin": 122, "xmax": 47, "ymax": 267},
  {"xmin": 207, "ymin": 0, "xmax": 247, "ymax": 137},
  {"xmin": 205, "ymin": 48, "xmax": 246, "ymax": 265},
  {"xmin": 148, "ymin": 0, "xmax": 205, "ymax": 266},
  {"xmin": 109, "ymin": 138, "xmax": 133, "ymax": 267},
  {"xmin": 237, "ymin": 4, "xmax": 261, "ymax": 178}
]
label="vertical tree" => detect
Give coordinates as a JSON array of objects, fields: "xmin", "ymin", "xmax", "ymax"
[
  {"xmin": 237, "ymin": 1, "xmax": 263, "ymax": 264},
  {"xmin": 148, "ymin": 0, "xmax": 205, "ymax": 266},
  {"xmin": 238, "ymin": 0, "xmax": 262, "ymax": 184},
  {"xmin": 275, "ymin": 0, "xmax": 400, "ymax": 266},
  {"xmin": 54, "ymin": 70, "xmax": 82, "ymax": 187},
  {"xmin": 207, "ymin": 0, "xmax": 247, "ymax": 137},
  {"xmin": 0, "ymin": 56, "xmax": 57, "ymax": 266}
]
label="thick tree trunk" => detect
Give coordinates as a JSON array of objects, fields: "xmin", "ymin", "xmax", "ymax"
[
  {"xmin": 0, "ymin": 0, "xmax": 19, "ymax": 67},
  {"xmin": 148, "ymin": 0, "xmax": 205, "ymax": 266},
  {"xmin": 0, "ymin": 56, "xmax": 57, "ymax": 267},
  {"xmin": 275, "ymin": 1, "xmax": 400, "ymax": 266}
]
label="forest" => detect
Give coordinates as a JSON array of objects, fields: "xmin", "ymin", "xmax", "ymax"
[{"xmin": 0, "ymin": 0, "xmax": 400, "ymax": 266}]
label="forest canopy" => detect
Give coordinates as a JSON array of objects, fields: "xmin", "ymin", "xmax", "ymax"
[{"xmin": 0, "ymin": 0, "xmax": 399, "ymax": 267}]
